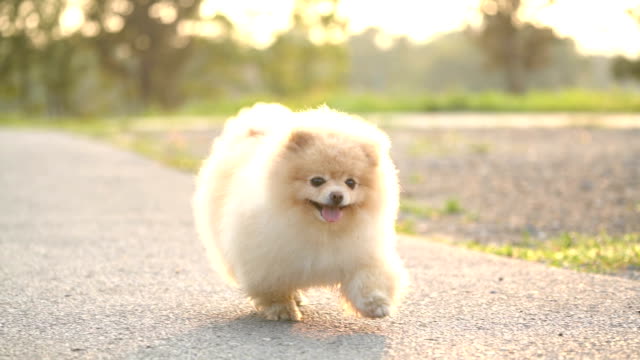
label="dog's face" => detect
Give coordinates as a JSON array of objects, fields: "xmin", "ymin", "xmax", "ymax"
[{"xmin": 271, "ymin": 130, "xmax": 380, "ymax": 225}]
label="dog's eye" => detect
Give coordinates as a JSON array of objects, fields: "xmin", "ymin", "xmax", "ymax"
[
  {"xmin": 310, "ymin": 177, "xmax": 326, "ymax": 187},
  {"xmin": 345, "ymin": 178, "xmax": 357, "ymax": 189}
]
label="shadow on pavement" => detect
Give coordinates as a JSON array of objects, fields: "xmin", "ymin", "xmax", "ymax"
[{"xmin": 128, "ymin": 312, "xmax": 387, "ymax": 359}]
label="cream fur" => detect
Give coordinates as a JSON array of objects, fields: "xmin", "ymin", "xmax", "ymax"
[{"xmin": 193, "ymin": 103, "xmax": 407, "ymax": 320}]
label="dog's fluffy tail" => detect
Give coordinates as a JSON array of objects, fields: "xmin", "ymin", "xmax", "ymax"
[
  {"xmin": 194, "ymin": 103, "xmax": 294, "ymax": 285},
  {"xmin": 219, "ymin": 103, "xmax": 294, "ymax": 143}
]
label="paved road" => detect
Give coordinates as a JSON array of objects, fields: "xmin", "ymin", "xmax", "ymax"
[{"xmin": 1, "ymin": 130, "xmax": 638, "ymax": 359}]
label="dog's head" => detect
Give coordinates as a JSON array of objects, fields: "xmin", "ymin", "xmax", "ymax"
[{"xmin": 270, "ymin": 128, "xmax": 383, "ymax": 225}]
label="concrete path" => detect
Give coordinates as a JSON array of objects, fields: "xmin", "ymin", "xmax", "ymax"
[{"xmin": 0, "ymin": 130, "xmax": 638, "ymax": 359}]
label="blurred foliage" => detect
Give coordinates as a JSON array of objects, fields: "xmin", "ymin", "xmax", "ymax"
[
  {"xmin": 84, "ymin": 0, "xmax": 204, "ymax": 108},
  {"xmin": 0, "ymin": 0, "xmax": 77, "ymax": 114},
  {"xmin": 346, "ymin": 29, "xmax": 611, "ymax": 94},
  {"xmin": 0, "ymin": 0, "xmax": 636, "ymax": 116},
  {"xmin": 466, "ymin": 232, "xmax": 640, "ymax": 274},
  {"xmin": 400, "ymin": 198, "xmax": 467, "ymax": 220},
  {"xmin": 472, "ymin": 0, "xmax": 558, "ymax": 93},
  {"xmin": 612, "ymin": 6, "xmax": 640, "ymax": 82},
  {"xmin": 261, "ymin": 33, "xmax": 346, "ymax": 95},
  {"xmin": 172, "ymin": 90, "xmax": 640, "ymax": 115},
  {"xmin": 0, "ymin": 0, "xmax": 347, "ymax": 115},
  {"xmin": 613, "ymin": 56, "xmax": 640, "ymax": 82},
  {"xmin": 260, "ymin": 0, "xmax": 347, "ymax": 95}
]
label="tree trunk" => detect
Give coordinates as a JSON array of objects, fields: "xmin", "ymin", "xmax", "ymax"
[
  {"xmin": 139, "ymin": 56, "xmax": 153, "ymax": 106},
  {"xmin": 505, "ymin": 55, "xmax": 525, "ymax": 94},
  {"xmin": 503, "ymin": 25, "xmax": 525, "ymax": 94}
]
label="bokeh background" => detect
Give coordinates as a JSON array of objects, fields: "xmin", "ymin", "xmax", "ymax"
[{"xmin": 2, "ymin": 0, "xmax": 640, "ymax": 116}]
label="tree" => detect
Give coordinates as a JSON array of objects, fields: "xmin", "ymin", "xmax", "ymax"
[
  {"xmin": 473, "ymin": 0, "xmax": 557, "ymax": 93},
  {"xmin": 612, "ymin": 56, "xmax": 640, "ymax": 82},
  {"xmin": 0, "ymin": 0, "xmax": 83, "ymax": 114},
  {"xmin": 83, "ymin": 0, "xmax": 205, "ymax": 108},
  {"xmin": 260, "ymin": 0, "xmax": 348, "ymax": 95},
  {"xmin": 611, "ymin": 6, "xmax": 640, "ymax": 82}
]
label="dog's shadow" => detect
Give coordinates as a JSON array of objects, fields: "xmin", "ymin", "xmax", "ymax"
[{"xmin": 131, "ymin": 308, "xmax": 387, "ymax": 359}]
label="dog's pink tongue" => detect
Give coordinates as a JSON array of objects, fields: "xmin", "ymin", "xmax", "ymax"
[{"xmin": 321, "ymin": 206, "xmax": 342, "ymax": 222}]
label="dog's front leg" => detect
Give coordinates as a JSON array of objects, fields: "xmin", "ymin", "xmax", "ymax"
[
  {"xmin": 251, "ymin": 292, "xmax": 302, "ymax": 321},
  {"xmin": 341, "ymin": 265, "xmax": 401, "ymax": 318}
]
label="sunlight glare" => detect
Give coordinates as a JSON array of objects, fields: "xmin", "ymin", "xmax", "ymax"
[
  {"xmin": 53, "ymin": 0, "xmax": 640, "ymax": 56},
  {"xmin": 60, "ymin": 3, "xmax": 84, "ymax": 35},
  {"xmin": 524, "ymin": 0, "xmax": 640, "ymax": 57},
  {"xmin": 337, "ymin": 0, "xmax": 478, "ymax": 43},
  {"xmin": 200, "ymin": 0, "xmax": 296, "ymax": 48}
]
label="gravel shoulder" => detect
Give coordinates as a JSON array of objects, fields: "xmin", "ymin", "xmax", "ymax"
[
  {"xmin": 1, "ymin": 130, "xmax": 639, "ymax": 359},
  {"xmin": 391, "ymin": 126, "xmax": 640, "ymax": 242}
]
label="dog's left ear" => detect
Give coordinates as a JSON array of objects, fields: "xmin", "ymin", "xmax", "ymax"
[
  {"xmin": 361, "ymin": 143, "xmax": 379, "ymax": 167},
  {"xmin": 246, "ymin": 128, "xmax": 264, "ymax": 137},
  {"xmin": 286, "ymin": 130, "xmax": 314, "ymax": 152}
]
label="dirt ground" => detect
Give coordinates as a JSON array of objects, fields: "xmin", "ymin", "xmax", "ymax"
[
  {"xmin": 390, "ymin": 127, "xmax": 640, "ymax": 243},
  {"xmin": 136, "ymin": 118, "xmax": 640, "ymax": 245}
]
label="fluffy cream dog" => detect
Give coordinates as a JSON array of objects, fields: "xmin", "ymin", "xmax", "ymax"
[{"xmin": 193, "ymin": 103, "xmax": 406, "ymax": 321}]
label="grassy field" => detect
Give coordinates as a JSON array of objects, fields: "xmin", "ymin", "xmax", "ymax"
[
  {"xmin": 465, "ymin": 233, "xmax": 640, "ymax": 274},
  {"xmin": 4, "ymin": 89, "xmax": 639, "ymax": 121},
  {"xmin": 396, "ymin": 200, "xmax": 639, "ymax": 274},
  {"xmin": 163, "ymin": 89, "xmax": 640, "ymax": 115},
  {"xmin": 1, "ymin": 109, "xmax": 638, "ymax": 277}
]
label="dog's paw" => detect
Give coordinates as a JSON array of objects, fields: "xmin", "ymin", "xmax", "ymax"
[
  {"xmin": 260, "ymin": 302, "xmax": 302, "ymax": 321},
  {"xmin": 354, "ymin": 291, "xmax": 391, "ymax": 318},
  {"xmin": 294, "ymin": 290, "xmax": 308, "ymax": 306}
]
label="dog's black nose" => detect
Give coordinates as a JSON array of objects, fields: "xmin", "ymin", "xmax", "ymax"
[{"xmin": 329, "ymin": 192, "xmax": 344, "ymax": 206}]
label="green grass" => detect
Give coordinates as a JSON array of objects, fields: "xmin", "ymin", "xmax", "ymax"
[
  {"xmin": 172, "ymin": 89, "xmax": 640, "ymax": 115},
  {"xmin": 395, "ymin": 218, "xmax": 418, "ymax": 235},
  {"xmin": 0, "ymin": 116, "xmax": 125, "ymax": 135},
  {"xmin": 443, "ymin": 198, "xmax": 463, "ymax": 215},
  {"xmin": 408, "ymin": 173, "xmax": 426, "ymax": 185},
  {"xmin": 468, "ymin": 142, "xmax": 491, "ymax": 154},
  {"xmin": 465, "ymin": 232, "xmax": 640, "ymax": 274},
  {"xmin": 400, "ymin": 200, "xmax": 439, "ymax": 219},
  {"xmin": 114, "ymin": 135, "xmax": 202, "ymax": 173},
  {"xmin": 0, "ymin": 116, "xmax": 204, "ymax": 173},
  {"xmin": 397, "ymin": 196, "xmax": 637, "ymax": 275},
  {"xmin": 4, "ymin": 89, "xmax": 640, "ymax": 120},
  {"xmin": 409, "ymin": 138, "xmax": 452, "ymax": 156},
  {"xmin": 397, "ymin": 198, "xmax": 472, "ymax": 236},
  {"xmin": 400, "ymin": 198, "xmax": 467, "ymax": 219}
]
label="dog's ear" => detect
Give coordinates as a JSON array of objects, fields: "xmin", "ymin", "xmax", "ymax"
[
  {"xmin": 361, "ymin": 143, "xmax": 379, "ymax": 167},
  {"xmin": 286, "ymin": 130, "xmax": 314, "ymax": 152},
  {"xmin": 246, "ymin": 128, "xmax": 264, "ymax": 137}
]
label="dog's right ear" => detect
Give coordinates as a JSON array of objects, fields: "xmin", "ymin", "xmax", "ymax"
[{"xmin": 286, "ymin": 130, "xmax": 314, "ymax": 152}]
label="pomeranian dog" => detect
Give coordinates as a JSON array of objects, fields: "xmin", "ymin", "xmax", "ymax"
[{"xmin": 193, "ymin": 103, "xmax": 407, "ymax": 321}]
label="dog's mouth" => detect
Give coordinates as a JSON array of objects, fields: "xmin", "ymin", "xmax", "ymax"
[{"xmin": 308, "ymin": 200, "xmax": 348, "ymax": 223}]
